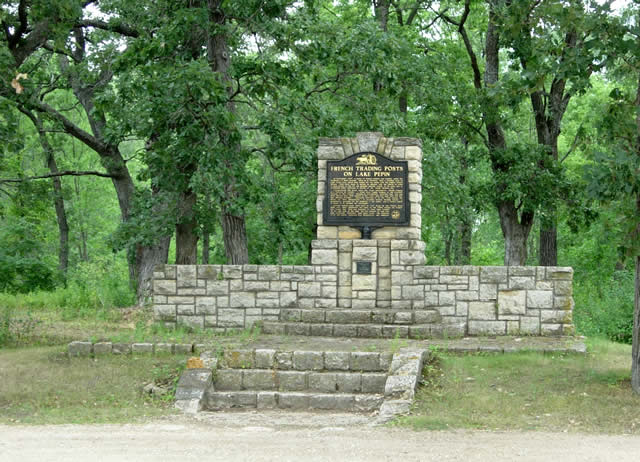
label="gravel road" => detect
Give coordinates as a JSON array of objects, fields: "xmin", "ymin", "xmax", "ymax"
[{"xmin": 1, "ymin": 411, "xmax": 639, "ymax": 462}]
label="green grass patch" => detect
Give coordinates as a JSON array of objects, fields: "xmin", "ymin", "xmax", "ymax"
[
  {"xmin": 0, "ymin": 346, "xmax": 189, "ymax": 425},
  {"xmin": 399, "ymin": 338, "xmax": 640, "ymax": 434}
]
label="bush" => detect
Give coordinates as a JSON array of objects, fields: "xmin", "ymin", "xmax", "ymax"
[{"xmin": 573, "ymin": 270, "xmax": 635, "ymax": 343}]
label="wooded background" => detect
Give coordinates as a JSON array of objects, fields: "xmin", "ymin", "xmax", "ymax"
[{"xmin": 0, "ymin": 0, "xmax": 637, "ymax": 358}]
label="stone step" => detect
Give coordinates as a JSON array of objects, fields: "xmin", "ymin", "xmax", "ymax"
[
  {"xmin": 220, "ymin": 349, "xmax": 392, "ymax": 372},
  {"xmin": 204, "ymin": 390, "xmax": 384, "ymax": 412},
  {"xmin": 279, "ymin": 308, "xmax": 442, "ymax": 325},
  {"xmin": 214, "ymin": 369, "xmax": 387, "ymax": 394},
  {"xmin": 262, "ymin": 321, "xmax": 465, "ymax": 339}
]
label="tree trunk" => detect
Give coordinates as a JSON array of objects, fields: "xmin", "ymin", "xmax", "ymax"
[
  {"xmin": 135, "ymin": 237, "xmax": 170, "ymax": 304},
  {"xmin": 48, "ymin": 153, "xmax": 69, "ymax": 276},
  {"xmin": 208, "ymin": 0, "xmax": 250, "ymax": 264},
  {"xmin": 221, "ymin": 212, "xmax": 249, "ymax": 264},
  {"xmin": 456, "ymin": 220, "xmax": 472, "ymax": 265},
  {"xmin": 499, "ymin": 201, "xmax": 534, "ymax": 266},
  {"xmin": 175, "ymin": 189, "xmax": 198, "ymax": 264},
  {"xmin": 633, "ymin": 252, "xmax": 640, "ymax": 394},
  {"xmin": 202, "ymin": 232, "xmax": 210, "ymax": 264},
  {"xmin": 539, "ymin": 212, "xmax": 558, "ymax": 266}
]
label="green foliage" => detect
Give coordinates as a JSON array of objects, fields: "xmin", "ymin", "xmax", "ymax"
[{"xmin": 574, "ymin": 271, "xmax": 635, "ymax": 343}]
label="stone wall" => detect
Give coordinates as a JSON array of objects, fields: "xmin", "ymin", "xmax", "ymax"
[{"xmin": 152, "ymin": 260, "xmax": 574, "ymax": 337}]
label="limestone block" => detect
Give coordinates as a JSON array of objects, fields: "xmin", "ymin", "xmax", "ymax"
[
  {"xmin": 93, "ymin": 342, "xmax": 112, "ymax": 355},
  {"xmin": 222, "ymin": 265, "xmax": 243, "ymax": 279},
  {"xmin": 112, "ymin": 343, "xmax": 131, "ymax": 355},
  {"xmin": 322, "ymin": 351, "xmax": 350, "ymax": 371},
  {"xmin": 312, "ymin": 249, "xmax": 338, "ymax": 265},
  {"xmin": 509, "ymin": 276, "xmax": 535, "ymax": 290},
  {"xmin": 257, "ymin": 392, "xmax": 278, "ymax": 409},
  {"xmin": 333, "ymin": 373, "xmax": 361, "ymax": 393},
  {"xmin": 413, "ymin": 310, "xmax": 441, "ymax": 324},
  {"xmin": 256, "ymin": 265, "xmax": 278, "ymax": 281},
  {"xmin": 293, "ymin": 351, "xmax": 324, "ymax": 371},
  {"xmin": 394, "ymin": 311, "xmax": 413, "ymax": 324},
  {"xmin": 455, "ymin": 291, "xmax": 479, "ymax": 301},
  {"xmin": 217, "ymin": 296, "xmax": 229, "ymax": 308},
  {"xmin": 541, "ymin": 323, "xmax": 563, "ymax": 335},
  {"xmin": 547, "ymin": 267, "xmax": 573, "ymax": 280},
  {"xmin": 154, "ymin": 280, "xmax": 176, "ymax": 295},
  {"xmin": 357, "ymin": 131, "xmax": 383, "ymax": 152},
  {"xmin": 277, "ymin": 371, "xmax": 307, "ymax": 391},
  {"xmin": 217, "ymin": 309, "xmax": 244, "ymax": 327},
  {"xmin": 333, "ymin": 325, "xmax": 358, "ymax": 337},
  {"xmin": 317, "ymin": 226, "xmax": 338, "ymax": 239},
  {"xmin": 498, "ymin": 290, "xmax": 526, "ymax": 315},
  {"xmin": 244, "ymin": 281, "xmax": 270, "ymax": 292},
  {"xmin": 554, "ymin": 280, "xmax": 573, "ymax": 296},
  {"xmin": 301, "ymin": 310, "xmax": 325, "ymax": 323},
  {"xmin": 351, "ymin": 352, "xmax": 381, "ymax": 371},
  {"xmin": 177, "ymin": 265, "xmax": 197, "ymax": 288},
  {"xmin": 311, "ymin": 324, "xmax": 334, "ymax": 336},
  {"xmin": 392, "ymin": 271, "xmax": 413, "ymax": 285},
  {"xmin": 207, "ymin": 280, "xmax": 229, "ymax": 296},
  {"xmin": 256, "ymin": 298, "xmax": 279, "ymax": 308},
  {"xmin": 338, "ymin": 229, "xmax": 361, "ymax": 239},
  {"xmin": 308, "ymin": 372, "xmax": 337, "ymax": 393},
  {"xmin": 275, "ymin": 352, "xmax": 293, "ymax": 369},
  {"xmin": 215, "ymin": 370, "xmax": 243, "ymax": 391},
  {"xmin": 68, "ymin": 341, "xmax": 92, "ymax": 357},
  {"xmin": 132, "ymin": 343, "xmax": 154, "ymax": 354},
  {"xmin": 438, "ymin": 291, "xmax": 455, "ymax": 306},
  {"xmin": 468, "ymin": 320, "xmax": 506, "ymax": 335},
  {"xmin": 229, "ymin": 292, "xmax": 255, "ymax": 308},
  {"xmin": 298, "ymin": 282, "xmax": 322, "ymax": 297},
  {"xmin": 399, "ymin": 250, "xmax": 425, "ymax": 266},
  {"xmin": 402, "ymin": 285, "xmax": 423, "ymax": 300},
  {"xmin": 519, "ymin": 316, "xmax": 540, "ymax": 335},
  {"xmin": 280, "ymin": 291, "xmax": 297, "ymax": 307},
  {"xmin": 353, "ymin": 246, "xmax": 377, "ymax": 262},
  {"xmin": 357, "ymin": 290, "xmax": 376, "ymax": 300},
  {"xmin": 155, "ymin": 343, "xmax": 173, "ymax": 354},
  {"xmin": 554, "ymin": 296, "xmax": 574, "ymax": 311},
  {"xmin": 527, "ymin": 290, "xmax": 553, "ymax": 309},
  {"xmin": 541, "ymin": 310, "xmax": 572, "ymax": 324},
  {"xmin": 243, "ymin": 370, "xmax": 276, "ymax": 390},
  {"xmin": 469, "ymin": 301, "xmax": 497, "ymax": 320},
  {"xmin": 480, "ymin": 267, "xmax": 508, "ymax": 283},
  {"xmin": 509, "ymin": 266, "xmax": 536, "ymax": 276},
  {"xmin": 352, "ymin": 275, "xmax": 377, "ymax": 291},
  {"xmin": 154, "ymin": 304, "xmax": 176, "ymax": 321},
  {"xmin": 197, "ymin": 266, "xmax": 219, "ymax": 280},
  {"xmin": 195, "ymin": 297, "xmax": 216, "ymax": 315},
  {"xmin": 479, "ymin": 283, "xmax": 497, "ymax": 300}
]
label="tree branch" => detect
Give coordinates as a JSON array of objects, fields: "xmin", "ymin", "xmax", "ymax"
[
  {"xmin": 443, "ymin": 0, "xmax": 482, "ymax": 90},
  {"xmin": 1, "ymin": 170, "xmax": 115, "ymax": 184},
  {"xmin": 76, "ymin": 19, "xmax": 140, "ymax": 38}
]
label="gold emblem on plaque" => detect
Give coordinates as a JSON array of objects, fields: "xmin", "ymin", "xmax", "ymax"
[
  {"xmin": 356, "ymin": 154, "xmax": 377, "ymax": 165},
  {"xmin": 391, "ymin": 210, "xmax": 400, "ymax": 219}
]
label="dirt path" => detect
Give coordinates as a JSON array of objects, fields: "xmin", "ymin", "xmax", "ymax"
[{"xmin": 1, "ymin": 411, "xmax": 639, "ymax": 462}]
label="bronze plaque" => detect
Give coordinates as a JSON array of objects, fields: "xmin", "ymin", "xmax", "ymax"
[{"xmin": 324, "ymin": 152, "xmax": 409, "ymax": 226}]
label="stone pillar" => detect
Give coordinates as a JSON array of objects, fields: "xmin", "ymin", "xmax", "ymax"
[{"xmin": 312, "ymin": 132, "xmax": 424, "ymax": 311}]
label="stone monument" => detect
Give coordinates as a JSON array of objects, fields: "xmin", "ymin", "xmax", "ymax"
[{"xmin": 152, "ymin": 132, "xmax": 575, "ymax": 338}]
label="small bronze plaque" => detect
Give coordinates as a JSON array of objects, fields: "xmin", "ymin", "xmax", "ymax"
[{"xmin": 355, "ymin": 261, "xmax": 372, "ymax": 275}]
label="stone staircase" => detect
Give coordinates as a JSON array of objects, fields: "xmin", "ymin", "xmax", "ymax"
[
  {"xmin": 261, "ymin": 308, "xmax": 464, "ymax": 339},
  {"xmin": 175, "ymin": 347, "xmax": 428, "ymax": 422}
]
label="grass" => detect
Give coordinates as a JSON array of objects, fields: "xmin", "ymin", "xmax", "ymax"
[
  {"xmin": 0, "ymin": 346, "xmax": 190, "ymax": 425},
  {"xmin": 399, "ymin": 338, "xmax": 640, "ymax": 434}
]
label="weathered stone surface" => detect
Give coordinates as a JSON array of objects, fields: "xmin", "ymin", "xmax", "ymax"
[
  {"xmin": 311, "ymin": 249, "xmax": 338, "ymax": 265},
  {"xmin": 277, "ymin": 371, "xmax": 307, "ymax": 391},
  {"xmin": 224, "ymin": 350, "xmax": 253, "ymax": 368},
  {"xmin": 229, "ymin": 292, "xmax": 255, "ymax": 308},
  {"xmin": 132, "ymin": 343, "xmax": 153, "ymax": 354},
  {"xmin": 352, "ymin": 275, "xmax": 377, "ymax": 291},
  {"xmin": 384, "ymin": 375, "xmax": 418, "ymax": 399},
  {"xmin": 498, "ymin": 290, "xmax": 526, "ymax": 315},
  {"xmin": 254, "ymin": 349, "xmax": 276, "ymax": 369},
  {"xmin": 362, "ymin": 373, "xmax": 387, "ymax": 393},
  {"xmin": 351, "ymin": 352, "xmax": 381, "ymax": 371},
  {"xmin": 177, "ymin": 265, "xmax": 197, "ymax": 288},
  {"xmin": 298, "ymin": 282, "xmax": 322, "ymax": 297},
  {"xmin": 309, "ymin": 393, "xmax": 354, "ymax": 411},
  {"xmin": 399, "ymin": 250, "xmax": 425, "ymax": 265},
  {"xmin": 110, "ymin": 343, "xmax": 130, "ymax": 355},
  {"xmin": 68, "ymin": 341, "xmax": 92, "ymax": 357},
  {"xmin": 243, "ymin": 370, "xmax": 276, "ymax": 390},
  {"xmin": 175, "ymin": 369, "xmax": 212, "ymax": 401},
  {"xmin": 468, "ymin": 320, "xmax": 506, "ymax": 335},
  {"xmin": 93, "ymin": 342, "xmax": 112, "ymax": 355},
  {"xmin": 468, "ymin": 301, "xmax": 496, "ymax": 320},
  {"xmin": 275, "ymin": 351, "xmax": 293, "ymax": 369},
  {"xmin": 155, "ymin": 343, "xmax": 173, "ymax": 354},
  {"xmin": 278, "ymin": 392, "xmax": 309, "ymax": 409},
  {"xmin": 402, "ymin": 285, "xmax": 423, "ymax": 300},
  {"xmin": 308, "ymin": 372, "xmax": 337, "ymax": 393},
  {"xmin": 527, "ymin": 290, "xmax": 553, "ymax": 308},
  {"xmin": 520, "ymin": 316, "xmax": 541, "ymax": 335},
  {"xmin": 258, "ymin": 265, "xmax": 280, "ymax": 281},
  {"xmin": 256, "ymin": 391, "xmax": 278, "ymax": 409},
  {"xmin": 206, "ymin": 281, "xmax": 228, "ymax": 296},
  {"xmin": 509, "ymin": 276, "xmax": 535, "ymax": 290},
  {"xmin": 324, "ymin": 351, "xmax": 351, "ymax": 371},
  {"xmin": 174, "ymin": 343, "xmax": 193, "ymax": 354},
  {"xmin": 217, "ymin": 309, "xmax": 244, "ymax": 327},
  {"xmin": 480, "ymin": 266, "xmax": 508, "ymax": 283},
  {"xmin": 293, "ymin": 351, "xmax": 324, "ymax": 371},
  {"xmin": 355, "ymin": 394, "xmax": 384, "ymax": 412},
  {"xmin": 353, "ymin": 246, "xmax": 377, "ymax": 261},
  {"xmin": 154, "ymin": 280, "xmax": 176, "ymax": 295},
  {"xmin": 214, "ymin": 369, "xmax": 243, "ymax": 390}
]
